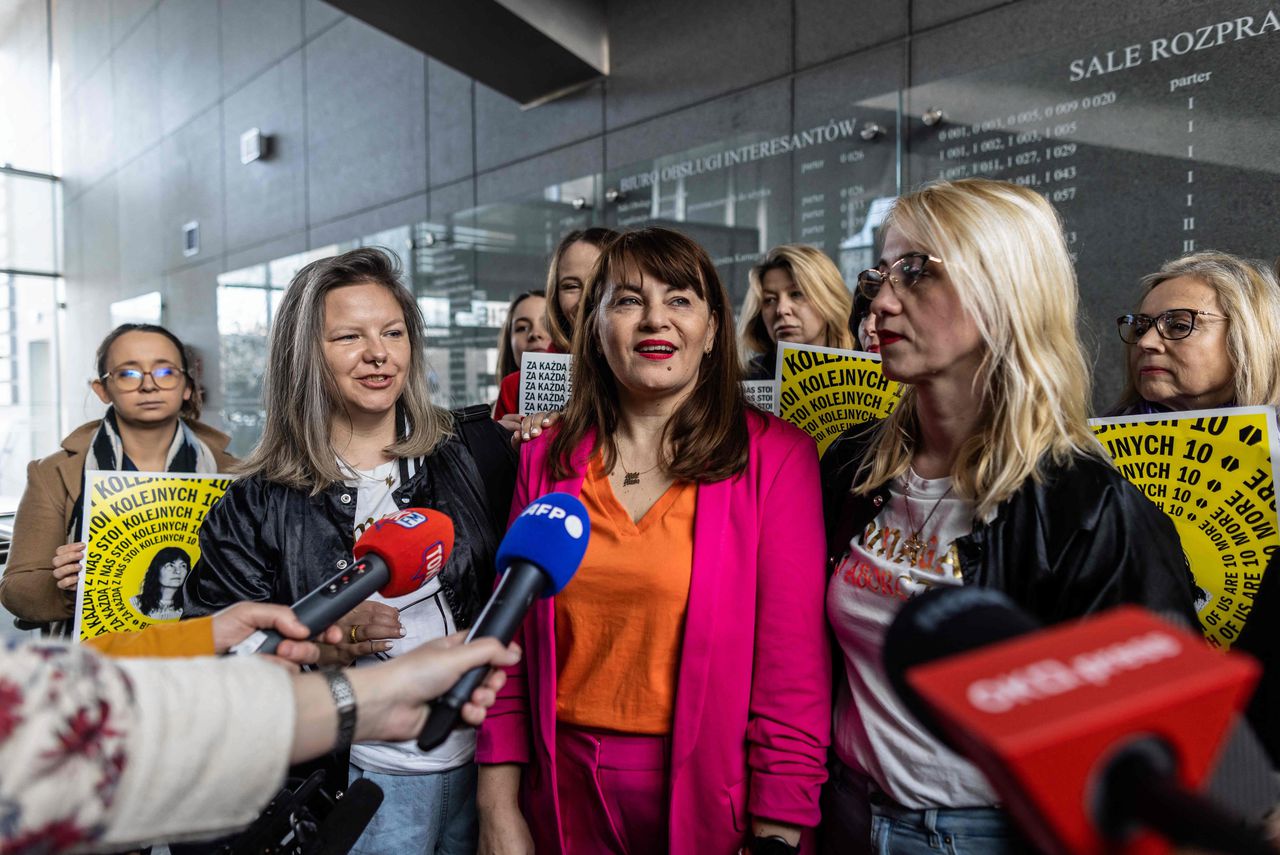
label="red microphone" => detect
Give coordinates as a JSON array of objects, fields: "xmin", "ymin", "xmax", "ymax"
[
  {"xmin": 230, "ymin": 508, "xmax": 454, "ymax": 656},
  {"xmin": 884, "ymin": 587, "xmax": 1265, "ymax": 855}
]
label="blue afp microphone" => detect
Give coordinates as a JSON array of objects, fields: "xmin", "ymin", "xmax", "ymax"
[{"xmin": 417, "ymin": 492, "xmax": 589, "ymax": 750}]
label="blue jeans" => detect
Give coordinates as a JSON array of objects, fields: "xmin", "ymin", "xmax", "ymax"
[
  {"xmin": 869, "ymin": 803, "xmax": 1031, "ymax": 855},
  {"xmin": 347, "ymin": 761, "xmax": 477, "ymax": 855},
  {"xmin": 821, "ymin": 760, "xmax": 1032, "ymax": 855}
]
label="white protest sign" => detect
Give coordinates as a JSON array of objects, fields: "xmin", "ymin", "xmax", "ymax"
[{"xmin": 518, "ymin": 352, "xmax": 573, "ymax": 415}]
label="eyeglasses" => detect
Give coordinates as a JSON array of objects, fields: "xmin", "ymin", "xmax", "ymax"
[
  {"xmin": 100, "ymin": 366, "xmax": 186, "ymax": 391},
  {"xmin": 1115, "ymin": 309, "xmax": 1229, "ymax": 344},
  {"xmin": 856, "ymin": 253, "xmax": 944, "ymax": 300}
]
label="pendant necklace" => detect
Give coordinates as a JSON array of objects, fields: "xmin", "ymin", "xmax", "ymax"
[
  {"xmin": 901, "ymin": 480, "xmax": 954, "ymax": 566},
  {"xmin": 616, "ymin": 442, "xmax": 660, "ymax": 487}
]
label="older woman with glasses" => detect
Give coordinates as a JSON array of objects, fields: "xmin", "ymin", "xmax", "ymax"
[
  {"xmin": 1109, "ymin": 251, "xmax": 1280, "ymax": 415},
  {"xmin": 0, "ymin": 323, "xmax": 234, "ymax": 627},
  {"xmin": 1110, "ymin": 253, "xmax": 1280, "ymax": 833},
  {"xmin": 819, "ymin": 179, "xmax": 1197, "ymax": 855}
]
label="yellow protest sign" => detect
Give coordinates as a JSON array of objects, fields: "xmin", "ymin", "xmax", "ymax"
[
  {"xmin": 74, "ymin": 471, "xmax": 233, "ymax": 641},
  {"xmin": 776, "ymin": 342, "xmax": 904, "ymax": 456},
  {"xmin": 1090, "ymin": 407, "xmax": 1279, "ymax": 649}
]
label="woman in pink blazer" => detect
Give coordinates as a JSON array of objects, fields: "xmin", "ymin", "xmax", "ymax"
[{"xmin": 476, "ymin": 227, "xmax": 830, "ymax": 855}]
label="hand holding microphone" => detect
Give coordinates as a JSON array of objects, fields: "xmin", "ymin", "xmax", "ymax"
[
  {"xmin": 230, "ymin": 508, "xmax": 454, "ymax": 659},
  {"xmin": 417, "ymin": 492, "xmax": 590, "ymax": 751}
]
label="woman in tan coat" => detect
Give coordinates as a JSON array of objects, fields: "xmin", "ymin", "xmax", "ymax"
[{"xmin": 0, "ymin": 324, "xmax": 235, "ymax": 626}]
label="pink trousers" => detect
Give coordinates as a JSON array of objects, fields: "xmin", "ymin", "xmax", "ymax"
[{"xmin": 555, "ymin": 725, "xmax": 671, "ymax": 855}]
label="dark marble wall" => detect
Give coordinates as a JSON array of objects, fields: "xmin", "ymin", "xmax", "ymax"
[{"xmin": 57, "ymin": 0, "xmax": 1265, "ymax": 419}]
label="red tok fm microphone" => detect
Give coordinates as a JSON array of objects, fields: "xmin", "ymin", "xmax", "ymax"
[
  {"xmin": 883, "ymin": 587, "xmax": 1266, "ymax": 855},
  {"xmin": 231, "ymin": 508, "xmax": 454, "ymax": 656}
]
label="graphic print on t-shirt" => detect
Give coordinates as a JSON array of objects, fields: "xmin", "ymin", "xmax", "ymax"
[
  {"xmin": 837, "ymin": 519, "xmax": 962, "ymax": 601},
  {"xmin": 834, "ymin": 472, "xmax": 969, "ymax": 600}
]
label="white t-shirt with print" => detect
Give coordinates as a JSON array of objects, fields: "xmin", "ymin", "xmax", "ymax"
[
  {"xmin": 826, "ymin": 468, "xmax": 998, "ymax": 809},
  {"xmin": 344, "ymin": 460, "xmax": 474, "ymax": 775}
]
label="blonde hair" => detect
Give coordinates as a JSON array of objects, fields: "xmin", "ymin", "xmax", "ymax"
[
  {"xmin": 740, "ymin": 244, "xmax": 854, "ymax": 361},
  {"xmin": 1113, "ymin": 251, "xmax": 1280, "ymax": 411},
  {"xmin": 237, "ymin": 247, "xmax": 453, "ymax": 493},
  {"xmin": 854, "ymin": 179, "xmax": 1101, "ymax": 521}
]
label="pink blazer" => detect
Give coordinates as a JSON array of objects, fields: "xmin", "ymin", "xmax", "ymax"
[{"xmin": 476, "ymin": 412, "xmax": 831, "ymax": 855}]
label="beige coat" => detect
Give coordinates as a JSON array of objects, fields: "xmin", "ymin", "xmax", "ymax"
[{"xmin": 0, "ymin": 419, "xmax": 236, "ymax": 623}]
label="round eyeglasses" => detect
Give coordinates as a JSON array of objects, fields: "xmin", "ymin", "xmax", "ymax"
[
  {"xmin": 1115, "ymin": 308, "xmax": 1229, "ymax": 344},
  {"xmin": 856, "ymin": 253, "xmax": 944, "ymax": 301},
  {"xmin": 100, "ymin": 366, "xmax": 186, "ymax": 391}
]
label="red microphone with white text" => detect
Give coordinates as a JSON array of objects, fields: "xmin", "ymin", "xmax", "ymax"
[
  {"xmin": 230, "ymin": 508, "xmax": 454, "ymax": 656},
  {"xmin": 883, "ymin": 586, "xmax": 1268, "ymax": 855}
]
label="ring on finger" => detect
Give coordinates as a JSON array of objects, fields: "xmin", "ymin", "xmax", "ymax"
[{"xmin": 349, "ymin": 624, "xmax": 361, "ymax": 645}]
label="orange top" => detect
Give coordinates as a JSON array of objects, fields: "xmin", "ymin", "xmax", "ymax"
[
  {"xmin": 555, "ymin": 453, "xmax": 696, "ymax": 734},
  {"xmin": 84, "ymin": 616, "xmax": 216, "ymax": 658}
]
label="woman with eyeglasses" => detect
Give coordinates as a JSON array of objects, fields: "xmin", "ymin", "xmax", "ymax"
[
  {"xmin": 0, "ymin": 324, "xmax": 234, "ymax": 627},
  {"xmin": 819, "ymin": 179, "xmax": 1197, "ymax": 854},
  {"xmin": 739, "ymin": 244, "xmax": 855, "ymax": 380},
  {"xmin": 1110, "ymin": 252, "xmax": 1280, "ymax": 834},
  {"xmin": 1109, "ymin": 251, "xmax": 1280, "ymax": 415}
]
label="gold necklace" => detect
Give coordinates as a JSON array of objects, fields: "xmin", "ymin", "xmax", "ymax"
[
  {"xmin": 615, "ymin": 442, "xmax": 661, "ymax": 487},
  {"xmin": 901, "ymin": 481, "xmax": 954, "ymax": 565}
]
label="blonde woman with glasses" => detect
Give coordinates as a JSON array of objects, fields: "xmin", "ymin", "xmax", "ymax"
[
  {"xmin": 818, "ymin": 179, "xmax": 1198, "ymax": 854},
  {"xmin": 740, "ymin": 244, "xmax": 854, "ymax": 380},
  {"xmin": 1109, "ymin": 251, "xmax": 1280, "ymax": 415}
]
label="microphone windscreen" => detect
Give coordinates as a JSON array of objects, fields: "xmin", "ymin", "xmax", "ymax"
[
  {"xmin": 312, "ymin": 777, "xmax": 384, "ymax": 855},
  {"xmin": 496, "ymin": 492, "xmax": 590, "ymax": 595},
  {"xmin": 882, "ymin": 586, "xmax": 1039, "ymax": 741},
  {"xmin": 354, "ymin": 508, "xmax": 455, "ymax": 598}
]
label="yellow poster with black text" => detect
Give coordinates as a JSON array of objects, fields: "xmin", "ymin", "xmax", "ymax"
[
  {"xmin": 776, "ymin": 342, "xmax": 903, "ymax": 457},
  {"xmin": 1090, "ymin": 407, "xmax": 1280, "ymax": 649},
  {"xmin": 74, "ymin": 471, "xmax": 233, "ymax": 641}
]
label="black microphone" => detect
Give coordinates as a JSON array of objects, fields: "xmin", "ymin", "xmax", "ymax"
[
  {"xmin": 308, "ymin": 779, "xmax": 385, "ymax": 855},
  {"xmin": 416, "ymin": 493, "xmax": 589, "ymax": 751},
  {"xmin": 229, "ymin": 509, "xmax": 454, "ymax": 656}
]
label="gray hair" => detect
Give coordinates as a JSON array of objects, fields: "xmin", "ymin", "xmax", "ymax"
[
  {"xmin": 1114, "ymin": 251, "xmax": 1280, "ymax": 411},
  {"xmin": 236, "ymin": 247, "xmax": 452, "ymax": 492}
]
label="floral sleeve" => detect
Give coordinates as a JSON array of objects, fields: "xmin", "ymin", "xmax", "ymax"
[{"xmin": 0, "ymin": 638, "xmax": 134, "ymax": 855}]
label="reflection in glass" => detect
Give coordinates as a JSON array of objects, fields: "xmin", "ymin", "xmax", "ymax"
[{"xmin": 0, "ymin": 276, "xmax": 60, "ymax": 500}]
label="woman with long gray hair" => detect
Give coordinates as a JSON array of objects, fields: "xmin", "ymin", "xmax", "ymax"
[{"xmin": 186, "ymin": 246, "xmax": 514, "ymax": 855}]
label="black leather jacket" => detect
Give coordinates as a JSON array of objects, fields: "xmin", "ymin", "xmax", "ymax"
[
  {"xmin": 820, "ymin": 421, "xmax": 1199, "ymax": 628},
  {"xmin": 185, "ymin": 419, "xmax": 515, "ymax": 627}
]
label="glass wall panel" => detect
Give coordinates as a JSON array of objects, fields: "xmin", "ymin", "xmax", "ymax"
[
  {"xmin": 213, "ymin": 0, "xmax": 1280, "ymax": 433},
  {"xmin": 901, "ymin": 0, "xmax": 1280, "ymax": 404},
  {"xmin": 0, "ymin": 274, "xmax": 59, "ymax": 504},
  {"xmin": 0, "ymin": 171, "xmax": 58, "ymax": 275},
  {"xmin": 216, "ymin": 248, "xmax": 333, "ymax": 455}
]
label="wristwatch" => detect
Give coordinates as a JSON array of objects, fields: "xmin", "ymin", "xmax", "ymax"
[
  {"xmin": 323, "ymin": 668, "xmax": 358, "ymax": 752},
  {"xmin": 744, "ymin": 834, "xmax": 801, "ymax": 855}
]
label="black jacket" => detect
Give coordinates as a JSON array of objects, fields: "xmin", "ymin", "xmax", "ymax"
[
  {"xmin": 1235, "ymin": 553, "xmax": 1279, "ymax": 765},
  {"xmin": 185, "ymin": 412, "xmax": 515, "ymax": 626},
  {"xmin": 744, "ymin": 350, "xmax": 776, "ymax": 381},
  {"xmin": 820, "ymin": 421, "xmax": 1199, "ymax": 628}
]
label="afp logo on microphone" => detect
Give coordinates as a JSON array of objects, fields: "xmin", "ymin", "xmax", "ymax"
[{"xmin": 520, "ymin": 501, "xmax": 585, "ymax": 539}]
